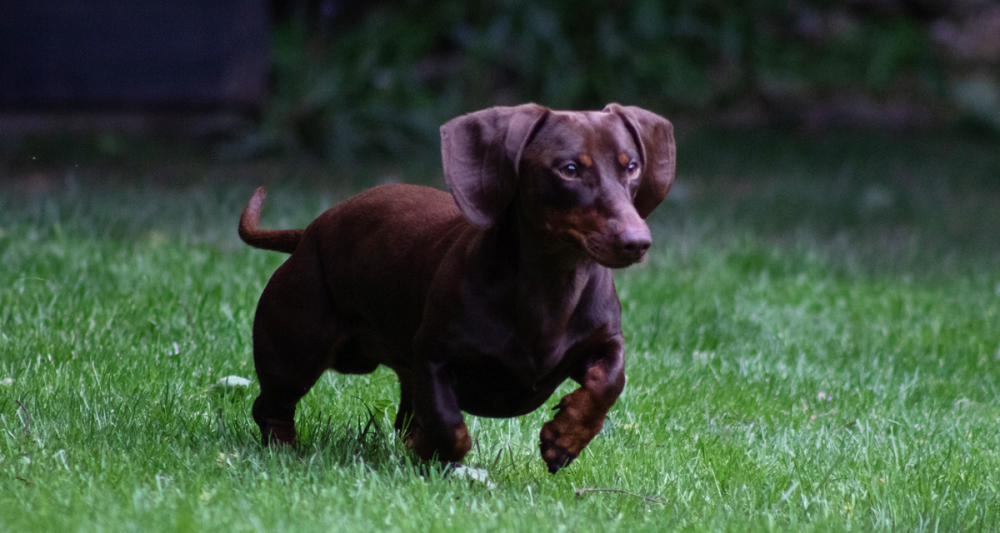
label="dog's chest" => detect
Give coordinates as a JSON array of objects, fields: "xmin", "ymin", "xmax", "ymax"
[
  {"xmin": 445, "ymin": 307, "xmax": 613, "ymax": 417},
  {"xmin": 451, "ymin": 280, "xmax": 607, "ymax": 362},
  {"xmin": 433, "ymin": 260, "xmax": 621, "ymax": 416},
  {"xmin": 448, "ymin": 342, "xmax": 579, "ymax": 418}
]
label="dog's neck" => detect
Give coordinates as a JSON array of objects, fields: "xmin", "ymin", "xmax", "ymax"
[
  {"xmin": 477, "ymin": 207, "xmax": 608, "ymax": 345},
  {"xmin": 479, "ymin": 204, "xmax": 597, "ymax": 271}
]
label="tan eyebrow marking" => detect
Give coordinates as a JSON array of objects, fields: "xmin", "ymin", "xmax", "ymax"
[
  {"xmin": 580, "ymin": 154, "xmax": 593, "ymax": 167},
  {"xmin": 618, "ymin": 152, "xmax": 630, "ymax": 166}
]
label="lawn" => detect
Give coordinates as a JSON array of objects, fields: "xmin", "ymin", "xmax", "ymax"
[{"xmin": 1, "ymin": 129, "xmax": 999, "ymax": 531}]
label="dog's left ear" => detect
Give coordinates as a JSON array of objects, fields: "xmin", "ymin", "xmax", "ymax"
[
  {"xmin": 603, "ymin": 104, "xmax": 676, "ymax": 219},
  {"xmin": 440, "ymin": 104, "xmax": 549, "ymax": 228}
]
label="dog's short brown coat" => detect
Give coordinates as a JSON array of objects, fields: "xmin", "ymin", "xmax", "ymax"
[{"xmin": 239, "ymin": 103, "xmax": 675, "ymax": 473}]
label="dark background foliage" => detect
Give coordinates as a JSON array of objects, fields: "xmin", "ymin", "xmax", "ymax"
[{"xmin": 250, "ymin": 0, "xmax": 1000, "ymax": 162}]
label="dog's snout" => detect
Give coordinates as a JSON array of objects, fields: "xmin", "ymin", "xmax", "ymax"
[{"xmin": 618, "ymin": 227, "xmax": 652, "ymax": 258}]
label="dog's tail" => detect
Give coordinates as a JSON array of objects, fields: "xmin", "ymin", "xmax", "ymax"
[{"xmin": 238, "ymin": 187, "xmax": 304, "ymax": 254}]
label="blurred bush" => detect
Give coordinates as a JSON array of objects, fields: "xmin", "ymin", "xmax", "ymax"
[{"xmin": 242, "ymin": 0, "xmax": 998, "ymax": 163}]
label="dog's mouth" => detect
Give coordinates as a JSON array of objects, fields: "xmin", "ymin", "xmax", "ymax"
[
  {"xmin": 596, "ymin": 249, "xmax": 646, "ymax": 269},
  {"xmin": 556, "ymin": 230, "xmax": 646, "ymax": 269}
]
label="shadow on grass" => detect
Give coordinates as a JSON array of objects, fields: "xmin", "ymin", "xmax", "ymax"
[{"xmin": 206, "ymin": 386, "xmax": 424, "ymax": 475}]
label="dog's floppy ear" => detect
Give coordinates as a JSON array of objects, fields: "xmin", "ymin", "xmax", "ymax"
[
  {"xmin": 604, "ymin": 104, "xmax": 676, "ymax": 219},
  {"xmin": 440, "ymin": 104, "xmax": 549, "ymax": 228}
]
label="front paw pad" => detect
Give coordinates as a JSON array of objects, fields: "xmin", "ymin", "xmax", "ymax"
[{"xmin": 539, "ymin": 422, "xmax": 578, "ymax": 474}]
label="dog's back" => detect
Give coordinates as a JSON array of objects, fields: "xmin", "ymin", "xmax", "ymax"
[{"xmin": 307, "ymin": 184, "xmax": 474, "ymax": 348}]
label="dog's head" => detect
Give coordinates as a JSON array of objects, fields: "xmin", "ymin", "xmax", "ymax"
[{"xmin": 440, "ymin": 103, "xmax": 675, "ymax": 268}]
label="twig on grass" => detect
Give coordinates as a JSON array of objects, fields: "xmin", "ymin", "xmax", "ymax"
[
  {"xmin": 15, "ymin": 400, "xmax": 30, "ymax": 437},
  {"xmin": 575, "ymin": 487, "xmax": 666, "ymax": 503}
]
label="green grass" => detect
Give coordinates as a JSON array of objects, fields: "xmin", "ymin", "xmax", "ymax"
[{"xmin": 1, "ymin": 129, "xmax": 999, "ymax": 531}]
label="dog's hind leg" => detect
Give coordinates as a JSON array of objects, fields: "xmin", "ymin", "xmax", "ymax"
[{"xmin": 250, "ymin": 254, "xmax": 341, "ymax": 447}]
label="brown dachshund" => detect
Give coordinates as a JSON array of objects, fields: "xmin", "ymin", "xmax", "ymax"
[{"xmin": 238, "ymin": 103, "xmax": 675, "ymax": 473}]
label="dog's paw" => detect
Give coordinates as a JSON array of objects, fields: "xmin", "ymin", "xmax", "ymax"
[
  {"xmin": 404, "ymin": 424, "xmax": 471, "ymax": 463},
  {"xmin": 260, "ymin": 418, "xmax": 296, "ymax": 447},
  {"xmin": 403, "ymin": 426, "xmax": 433, "ymax": 459},
  {"xmin": 539, "ymin": 422, "xmax": 579, "ymax": 474}
]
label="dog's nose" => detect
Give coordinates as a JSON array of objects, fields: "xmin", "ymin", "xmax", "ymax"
[{"xmin": 619, "ymin": 227, "xmax": 652, "ymax": 257}]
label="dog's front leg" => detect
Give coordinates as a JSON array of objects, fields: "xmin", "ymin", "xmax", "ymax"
[
  {"xmin": 404, "ymin": 360, "xmax": 472, "ymax": 463},
  {"xmin": 540, "ymin": 341, "xmax": 625, "ymax": 473}
]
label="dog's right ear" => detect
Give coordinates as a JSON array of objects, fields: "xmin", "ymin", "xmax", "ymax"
[{"xmin": 440, "ymin": 104, "xmax": 549, "ymax": 228}]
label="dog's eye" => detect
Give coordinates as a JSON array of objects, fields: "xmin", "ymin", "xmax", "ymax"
[
  {"xmin": 558, "ymin": 163, "xmax": 579, "ymax": 178},
  {"xmin": 627, "ymin": 161, "xmax": 641, "ymax": 178}
]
